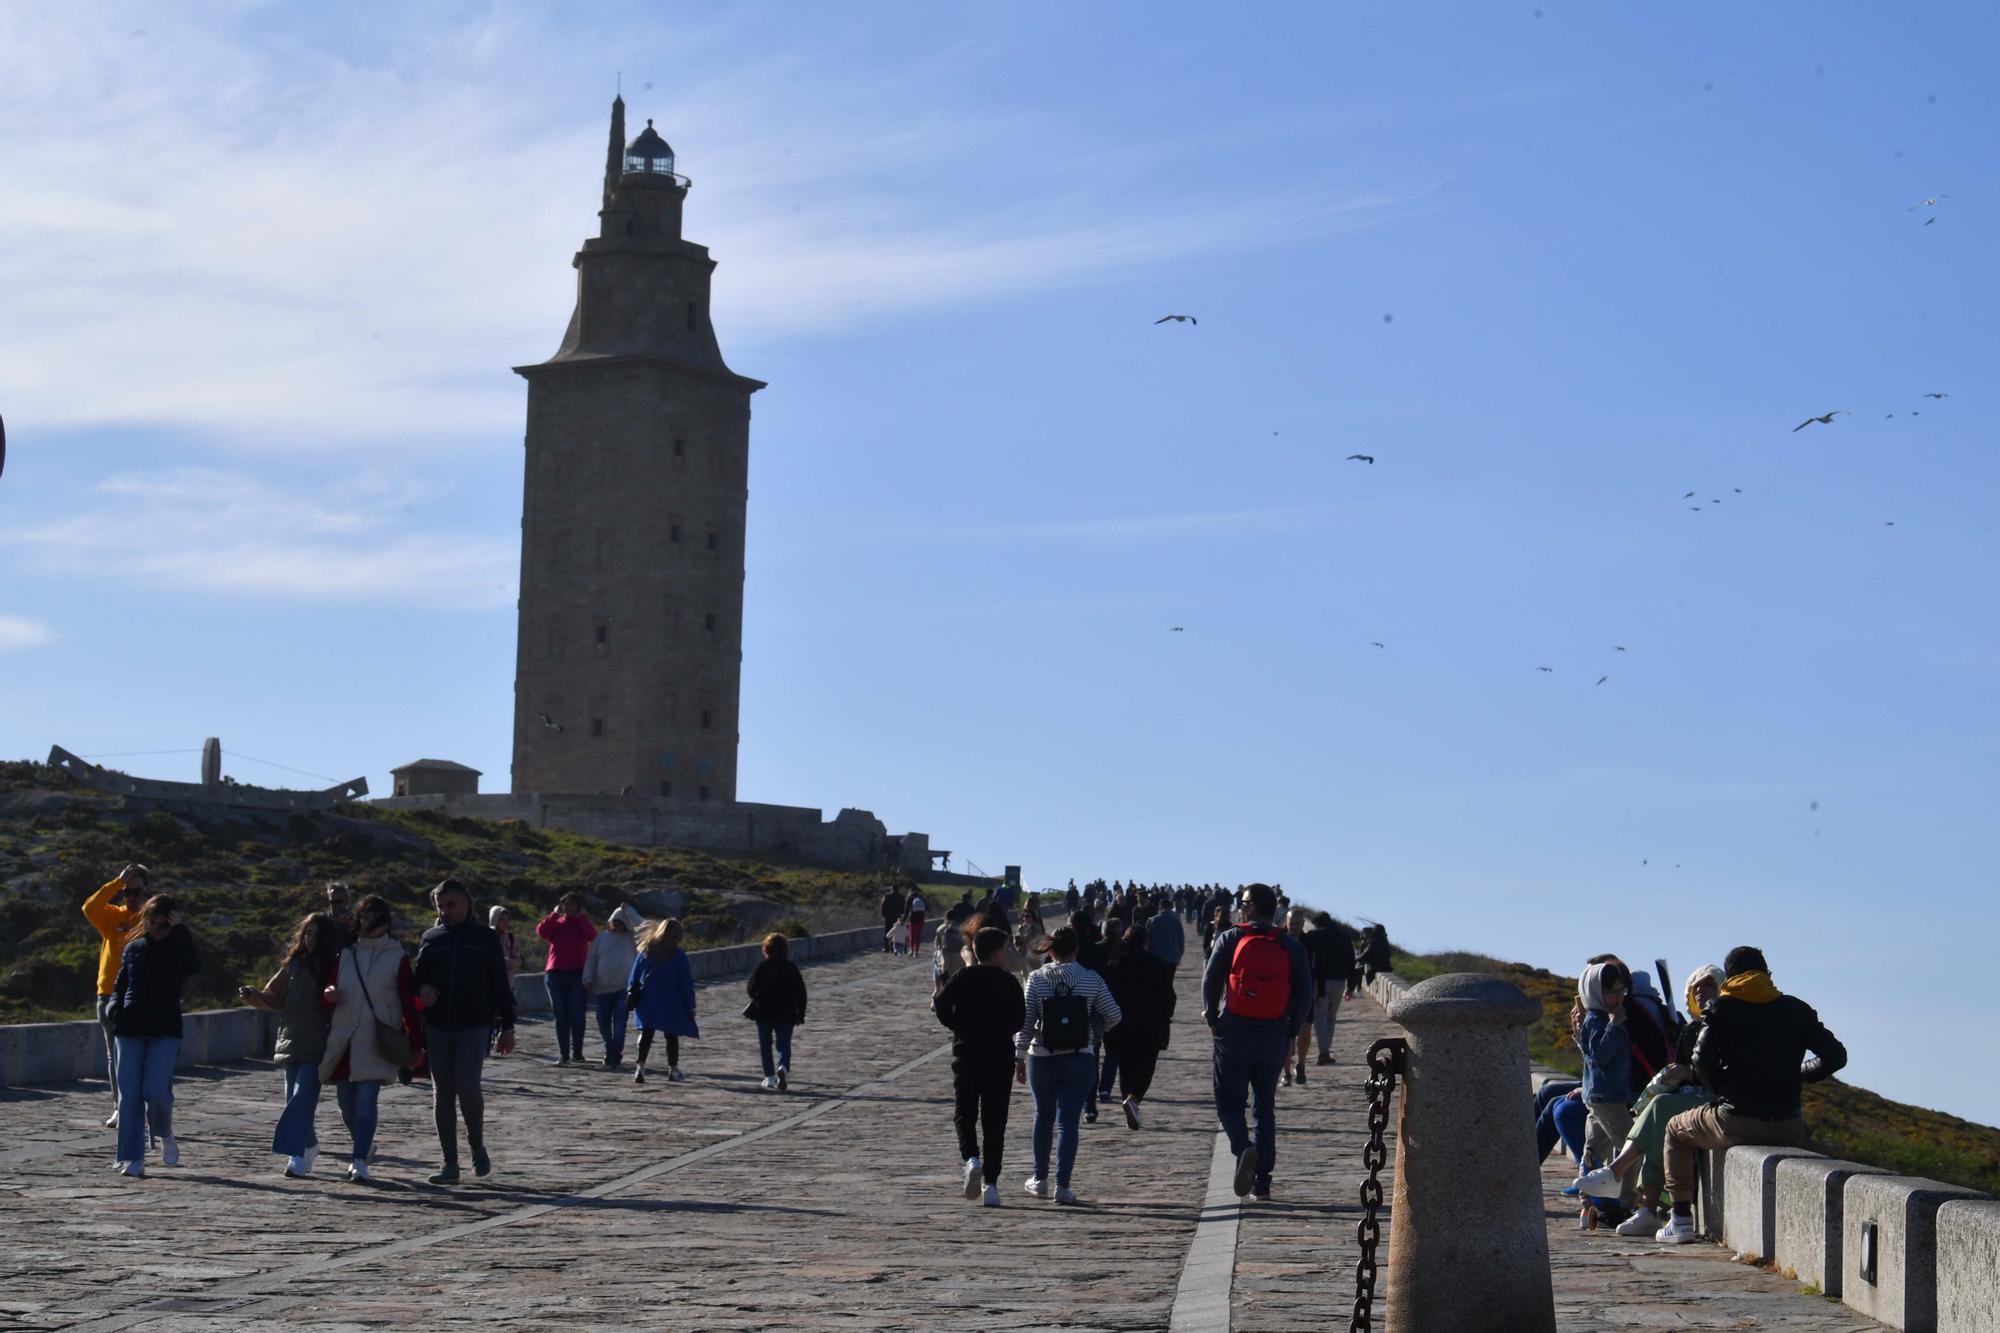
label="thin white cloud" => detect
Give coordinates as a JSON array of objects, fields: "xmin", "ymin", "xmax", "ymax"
[
  {"xmin": 3, "ymin": 468, "xmax": 515, "ymax": 608},
  {"xmin": 0, "ymin": 615, "xmax": 57, "ymax": 652},
  {"xmin": 0, "ymin": 6, "xmax": 1411, "ymax": 446}
]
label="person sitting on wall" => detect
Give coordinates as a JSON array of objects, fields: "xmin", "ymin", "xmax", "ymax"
[{"xmin": 1653, "ymin": 945, "xmax": 1846, "ymax": 1245}]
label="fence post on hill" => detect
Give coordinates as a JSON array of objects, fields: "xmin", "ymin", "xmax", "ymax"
[{"xmin": 1384, "ymin": 973, "xmax": 1556, "ymax": 1333}]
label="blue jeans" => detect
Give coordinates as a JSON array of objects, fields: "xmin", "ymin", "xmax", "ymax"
[
  {"xmin": 1096, "ymin": 1046, "xmax": 1120, "ymax": 1101},
  {"xmin": 1535, "ymin": 1079, "xmax": 1583, "ymax": 1165},
  {"xmin": 272, "ymin": 1061, "xmax": 321, "ymax": 1158},
  {"xmin": 424, "ymin": 1024, "xmax": 489, "ymax": 1167},
  {"xmin": 545, "ymin": 970, "xmax": 587, "ymax": 1059},
  {"xmin": 334, "ymin": 1081, "xmax": 381, "ymax": 1163},
  {"xmin": 594, "ymin": 992, "xmax": 630, "ymax": 1064},
  {"xmin": 1212, "ymin": 1025, "xmax": 1288, "ymax": 1191},
  {"xmin": 114, "ymin": 1035, "xmax": 179, "ymax": 1163},
  {"xmin": 757, "ymin": 1022, "xmax": 793, "ymax": 1077},
  {"xmin": 1027, "ymin": 1050, "xmax": 1095, "ymax": 1188}
]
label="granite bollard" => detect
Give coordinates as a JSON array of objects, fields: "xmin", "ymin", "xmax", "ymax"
[{"xmin": 1386, "ymin": 973, "xmax": 1556, "ymax": 1333}]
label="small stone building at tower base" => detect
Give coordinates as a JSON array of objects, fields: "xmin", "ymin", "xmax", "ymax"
[{"xmin": 370, "ymin": 790, "xmax": 934, "ymax": 875}]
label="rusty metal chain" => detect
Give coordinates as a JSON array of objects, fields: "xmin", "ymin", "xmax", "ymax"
[{"xmin": 1349, "ymin": 1037, "xmax": 1408, "ymax": 1333}]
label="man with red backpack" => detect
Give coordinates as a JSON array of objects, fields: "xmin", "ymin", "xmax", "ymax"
[{"xmin": 1202, "ymin": 883, "xmax": 1314, "ymax": 1201}]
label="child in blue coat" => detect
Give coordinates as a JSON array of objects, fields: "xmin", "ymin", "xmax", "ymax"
[{"xmin": 628, "ymin": 918, "xmax": 698, "ymax": 1084}]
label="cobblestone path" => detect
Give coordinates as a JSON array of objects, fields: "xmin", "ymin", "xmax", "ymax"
[{"xmin": 0, "ymin": 948, "xmax": 1884, "ymax": 1330}]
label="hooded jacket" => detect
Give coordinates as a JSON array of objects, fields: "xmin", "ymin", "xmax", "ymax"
[
  {"xmin": 1576, "ymin": 962, "xmax": 1634, "ymax": 1105},
  {"xmin": 583, "ymin": 906, "xmax": 643, "ymax": 995},
  {"xmin": 1691, "ymin": 972, "xmax": 1847, "ymax": 1120}
]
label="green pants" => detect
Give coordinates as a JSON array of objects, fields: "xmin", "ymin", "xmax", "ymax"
[{"xmin": 1628, "ymin": 1090, "xmax": 1710, "ymax": 1198}]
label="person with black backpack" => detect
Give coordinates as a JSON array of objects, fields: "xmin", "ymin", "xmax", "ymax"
[
  {"xmin": 1015, "ymin": 925, "xmax": 1122, "ymax": 1204},
  {"xmin": 1202, "ymin": 883, "xmax": 1313, "ymax": 1201}
]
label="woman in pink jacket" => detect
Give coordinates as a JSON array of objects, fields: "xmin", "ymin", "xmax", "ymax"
[{"xmin": 536, "ymin": 892, "xmax": 597, "ymax": 1066}]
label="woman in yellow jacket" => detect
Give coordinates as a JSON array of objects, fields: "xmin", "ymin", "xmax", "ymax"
[{"xmin": 82, "ymin": 864, "xmax": 147, "ymax": 1127}]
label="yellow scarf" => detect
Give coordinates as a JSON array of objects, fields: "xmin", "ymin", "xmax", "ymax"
[{"xmin": 1721, "ymin": 970, "xmax": 1781, "ymax": 1004}]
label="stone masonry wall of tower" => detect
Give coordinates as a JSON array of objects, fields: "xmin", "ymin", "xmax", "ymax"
[{"xmin": 510, "ymin": 102, "xmax": 765, "ymax": 800}]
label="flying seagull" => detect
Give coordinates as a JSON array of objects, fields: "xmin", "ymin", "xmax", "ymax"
[
  {"xmin": 1154, "ymin": 314, "xmax": 1196, "ymax": 325},
  {"xmin": 1908, "ymin": 195, "xmax": 1950, "ymax": 210},
  {"xmin": 1347, "ymin": 454, "xmax": 1374, "ymax": 464},
  {"xmin": 1792, "ymin": 411, "xmax": 1848, "ymax": 431},
  {"xmin": 1596, "ymin": 676, "xmax": 1608, "ymax": 686},
  {"xmin": 1925, "ymin": 217, "xmax": 1937, "ymax": 226},
  {"xmin": 1922, "ymin": 392, "xmax": 1948, "ymax": 399},
  {"xmin": 1169, "ymin": 626, "xmax": 1185, "ymax": 632},
  {"xmin": 1734, "ymin": 488, "xmax": 1743, "ymax": 493},
  {"xmin": 1371, "ymin": 641, "xmax": 1385, "ymax": 649},
  {"xmin": 1614, "ymin": 646, "xmax": 1626, "ymax": 651},
  {"xmin": 1536, "ymin": 666, "xmax": 1553, "ymax": 673},
  {"xmin": 537, "ymin": 712, "xmax": 564, "ymax": 734},
  {"xmin": 1683, "ymin": 491, "xmax": 1696, "ymax": 499}
]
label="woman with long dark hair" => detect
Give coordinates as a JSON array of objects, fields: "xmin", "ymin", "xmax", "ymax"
[
  {"xmin": 239, "ymin": 911, "xmax": 341, "ymax": 1177},
  {"xmin": 319, "ymin": 894, "xmax": 422, "ymax": 1182},
  {"xmin": 109, "ymin": 895, "xmax": 202, "ymax": 1177},
  {"xmin": 1099, "ymin": 921, "xmax": 1177, "ymax": 1129}
]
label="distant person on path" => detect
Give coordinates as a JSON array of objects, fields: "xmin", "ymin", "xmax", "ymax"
[
  {"xmin": 319, "ymin": 894, "xmax": 423, "ymax": 1183},
  {"xmin": 108, "ymin": 895, "xmax": 202, "ymax": 1178},
  {"xmin": 1144, "ymin": 894, "xmax": 1185, "ymax": 975},
  {"xmin": 1016, "ymin": 894, "xmax": 1045, "ymax": 957},
  {"xmin": 1099, "ymin": 921, "xmax": 1176, "ymax": 1129},
  {"xmin": 1357, "ymin": 924, "xmax": 1393, "ymax": 984},
  {"xmin": 583, "ymin": 905, "xmax": 642, "ymax": 1068},
  {"xmin": 932, "ymin": 917, "xmax": 966, "ymax": 1007},
  {"xmin": 744, "ymin": 932, "xmax": 807, "ymax": 1091},
  {"xmin": 412, "ymin": 879, "xmax": 517, "ymax": 1185},
  {"xmin": 936, "ymin": 926, "xmax": 1025, "ymax": 1206},
  {"xmin": 904, "ymin": 886, "xmax": 927, "ymax": 957},
  {"xmin": 536, "ymin": 892, "xmax": 598, "ymax": 1065},
  {"xmin": 1203, "ymin": 883, "xmax": 1313, "ymax": 1201},
  {"xmin": 1201, "ymin": 903, "xmax": 1230, "ymax": 960},
  {"xmin": 1071, "ymin": 911, "xmax": 1111, "ymax": 1124},
  {"xmin": 1305, "ymin": 911, "xmax": 1355, "ymax": 1064},
  {"xmin": 628, "ymin": 918, "xmax": 698, "ymax": 1084},
  {"xmin": 1655, "ymin": 946, "xmax": 1846, "ymax": 1245},
  {"xmin": 1281, "ymin": 909, "xmax": 1318, "ymax": 1087},
  {"xmin": 1016, "ymin": 925, "xmax": 1122, "ymax": 1204},
  {"xmin": 879, "ymin": 884, "xmax": 905, "ymax": 954},
  {"xmin": 237, "ymin": 911, "xmax": 340, "ymax": 1177},
  {"xmin": 83, "ymin": 863, "xmax": 146, "ymax": 1128},
  {"xmin": 487, "ymin": 905, "xmax": 521, "ymax": 1053},
  {"xmin": 325, "ymin": 881, "xmax": 357, "ymax": 949}
]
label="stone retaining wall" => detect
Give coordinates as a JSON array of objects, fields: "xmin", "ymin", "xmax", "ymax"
[
  {"xmin": 1360, "ymin": 973, "xmax": 1997, "ymax": 1331},
  {"xmin": 0, "ymin": 923, "xmax": 889, "ymax": 1088}
]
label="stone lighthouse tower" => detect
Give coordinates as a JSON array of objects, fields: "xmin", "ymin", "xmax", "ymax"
[{"xmin": 511, "ymin": 97, "xmax": 764, "ymax": 800}]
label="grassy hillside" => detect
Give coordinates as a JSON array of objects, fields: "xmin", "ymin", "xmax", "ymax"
[
  {"xmin": 0, "ymin": 759, "xmax": 975, "ymax": 1024},
  {"xmin": 1389, "ymin": 946, "xmax": 2000, "ymax": 1197}
]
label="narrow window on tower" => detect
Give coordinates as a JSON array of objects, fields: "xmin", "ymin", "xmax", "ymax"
[
  {"xmin": 700, "ymin": 707, "xmax": 713, "ymax": 730},
  {"xmin": 660, "ymin": 780, "xmax": 672, "ymax": 797},
  {"xmin": 705, "ymin": 532, "xmax": 719, "ymax": 554},
  {"xmin": 591, "ymin": 716, "xmax": 604, "ymax": 737},
  {"xmin": 669, "ymin": 522, "xmax": 682, "ymax": 547},
  {"xmin": 703, "ymin": 612, "xmax": 716, "ymax": 635},
  {"xmin": 686, "ymin": 300, "xmax": 699, "ymax": 332},
  {"xmin": 698, "ymin": 784, "xmax": 711, "ymax": 802},
  {"xmin": 672, "ymin": 437, "xmax": 685, "ymax": 460},
  {"xmin": 594, "ymin": 623, "xmax": 608, "ymax": 647}
]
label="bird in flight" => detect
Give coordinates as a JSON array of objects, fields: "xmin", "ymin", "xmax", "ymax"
[
  {"xmin": 1614, "ymin": 646, "xmax": 1626, "ymax": 651},
  {"xmin": 1596, "ymin": 676, "xmax": 1608, "ymax": 686},
  {"xmin": 1682, "ymin": 491, "xmax": 1696, "ymax": 499},
  {"xmin": 1347, "ymin": 454, "xmax": 1374, "ymax": 464},
  {"xmin": 1169, "ymin": 626, "xmax": 1185, "ymax": 632},
  {"xmin": 1734, "ymin": 488, "xmax": 1743, "ymax": 493},
  {"xmin": 1793, "ymin": 411, "xmax": 1848, "ymax": 431},
  {"xmin": 1154, "ymin": 314, "xmax": 1196, "ymax": 325},
  {"xmin": 1536, "ymin": 666, "xmax": 1553, "ymax": 673},
  {"xmin": 1690, "ymin": 506, "xmax": 1702, "ymax": 512},
  {"xmin": 1371, "ymin": 641, "xmax": 1385, "ymax": 649},
  {"xmin": 537, "ymin": 712, "xmax": 564, "ymax": 734},
  {"xmin": 1908, "ymin": 195, "xmax": 1949, "ymax": 210},
  {"xmin": 1922, "ymin": 392, "xmax": 1948, "ymax": 399}
]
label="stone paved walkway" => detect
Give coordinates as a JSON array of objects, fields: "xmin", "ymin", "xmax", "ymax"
[{"xmin": 0, "ymin": 948, "xmax": 1884, "ymax": 1330}]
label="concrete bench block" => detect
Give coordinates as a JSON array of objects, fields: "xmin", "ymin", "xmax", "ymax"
[
  {"xmin": 0, "ymin": 1019, "xmax": 105, "ymax": 1088},
  {"xmin": 1723, "ymin": 1144, "xmax": 1824, "ymax": 1260},
  {"xmin": 1936, "ymin": 1200, "xmax": 2000, "ymax": 1332},
  {"xmin": 1695, "ymin": 1146, "xmax": 1726, "ymax": 1239},
  {"xmin": 1775, "ymin": 1156, "xmax": 1889, "ymax": 1296},
  {"xmin": 1841, "ymin": 1173, "xmax": 1990, "ymax": 1331}
]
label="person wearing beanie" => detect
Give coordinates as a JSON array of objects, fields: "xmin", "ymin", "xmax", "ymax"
[{"xmin": 583, "ymin": 905, "xmax": 643, "ymax": 1068}]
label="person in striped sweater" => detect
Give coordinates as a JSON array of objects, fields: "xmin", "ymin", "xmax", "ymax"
[{"xmin": 1015, "ymin": 925, "xmax": 1122, "ymax": 1205}]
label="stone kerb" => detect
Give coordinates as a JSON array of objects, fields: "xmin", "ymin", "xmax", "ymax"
[
  {"xmin": 1722, "ymin": 1144, "xmax": 1824, "ymax": 1261},
  {"xmin": 1934, "ymin": 1200, "xmax": 2000, "ymax": 1332},
  {"xmin": 1384, "ymin": 973, "xmax": 1556, "ymax": 1333},
  {"xmin": 1363, "ymin": 971, "xmax": 1409, "ymax": 1008},
  {"xmin": 1840, "ymin": 1174, "xmax": 1990, "ymax": 1332},
  {"xmin": 1774, "ymin": 1156, "xmax": 1890, "ymax": 1298}
]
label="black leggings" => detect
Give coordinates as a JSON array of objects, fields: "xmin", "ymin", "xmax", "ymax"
[
  {"xmin": 637, "ymin": 1030, "xmax": 680, "ymax": 1066},
  {"xmin": 952, "ymin": 1049, "xmax": 1013, "ymax": 1183},
  {"xmin": 1108, "ymin": 1035, "xmax": 1160, "ymax": 1100}
]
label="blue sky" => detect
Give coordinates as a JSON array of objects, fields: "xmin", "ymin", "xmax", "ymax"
[{"xmin": 3, "ymin": 4, "xmax": 1995, "ymax": 1121}]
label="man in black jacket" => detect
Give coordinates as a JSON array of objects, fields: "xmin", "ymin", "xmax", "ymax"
[
  {"xmin": 413, "ymin": 879, "xmax": 517, "ymax": 1185},
  {"xmin": 879, "ymin": 884, "xmax": 905, "ymax": 954},
  {"xmin": 1656, "ymin": 945, "xmax": 1846, "ymax": 1244},
  {"xmin": 935, "ymin": 927, "xmax": 1028, "ymax": 1205},
  {"xmin": 1304, "ymin": 911, "xmax": 1356, "ymax": 1066}
]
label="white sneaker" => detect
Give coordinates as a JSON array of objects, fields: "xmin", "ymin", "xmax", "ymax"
[
  {"xmin": 1574, "ymin": 1164, "xmax": 1622, "ymax": 1197},
  {"xmin": 106, "ymin": 1109, "xmax": 119, "ymax": 1129},
  {"xmin": 1023, "ymin": 1176, "xmax": 1050, "ymax": 1199},
  {"xmin": 348, "ymin": 1160, "xmax": 370, "ymax": 1183},
  {"xmin": 1655, "ymin": 1213, "xmax": 1702, "ymax": 1245},
  {"xmin": 982, "ymin": 1184, "xmax": 1001, "ymax": 1207},
  {"xmin": 1615, "ymin": 1206, "xmax": 1663, "ymax": 1236},
  {"xmin": 160, "ymin": 1134, "xmax": 179, "ymax": 1167},
  {"xmin": 963, "ymin": 1157, "xmax": 983, "ymax": 1200},
  {"xmin": 1123, "ymin": 1096, "xmax": 1143, "ymax": 1130},
  {"xmin": 285, "ymin": 1155, "xmax": 310, "ymax": 1178},
  {"xmin": 761, "ymin": 1075, "xmax": 777, "ymax": 1091},
  {"xmin": 115, "ymin": 1160, "xmax": 143, "ymax": 1178},
  {"xmin": 1055, "ymin": 1185, "xmax": 1079, "ymax": 1205},
  {"xmin": 302, "ymin": 1146, "xmax": 319, "ymax": 1173}
]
